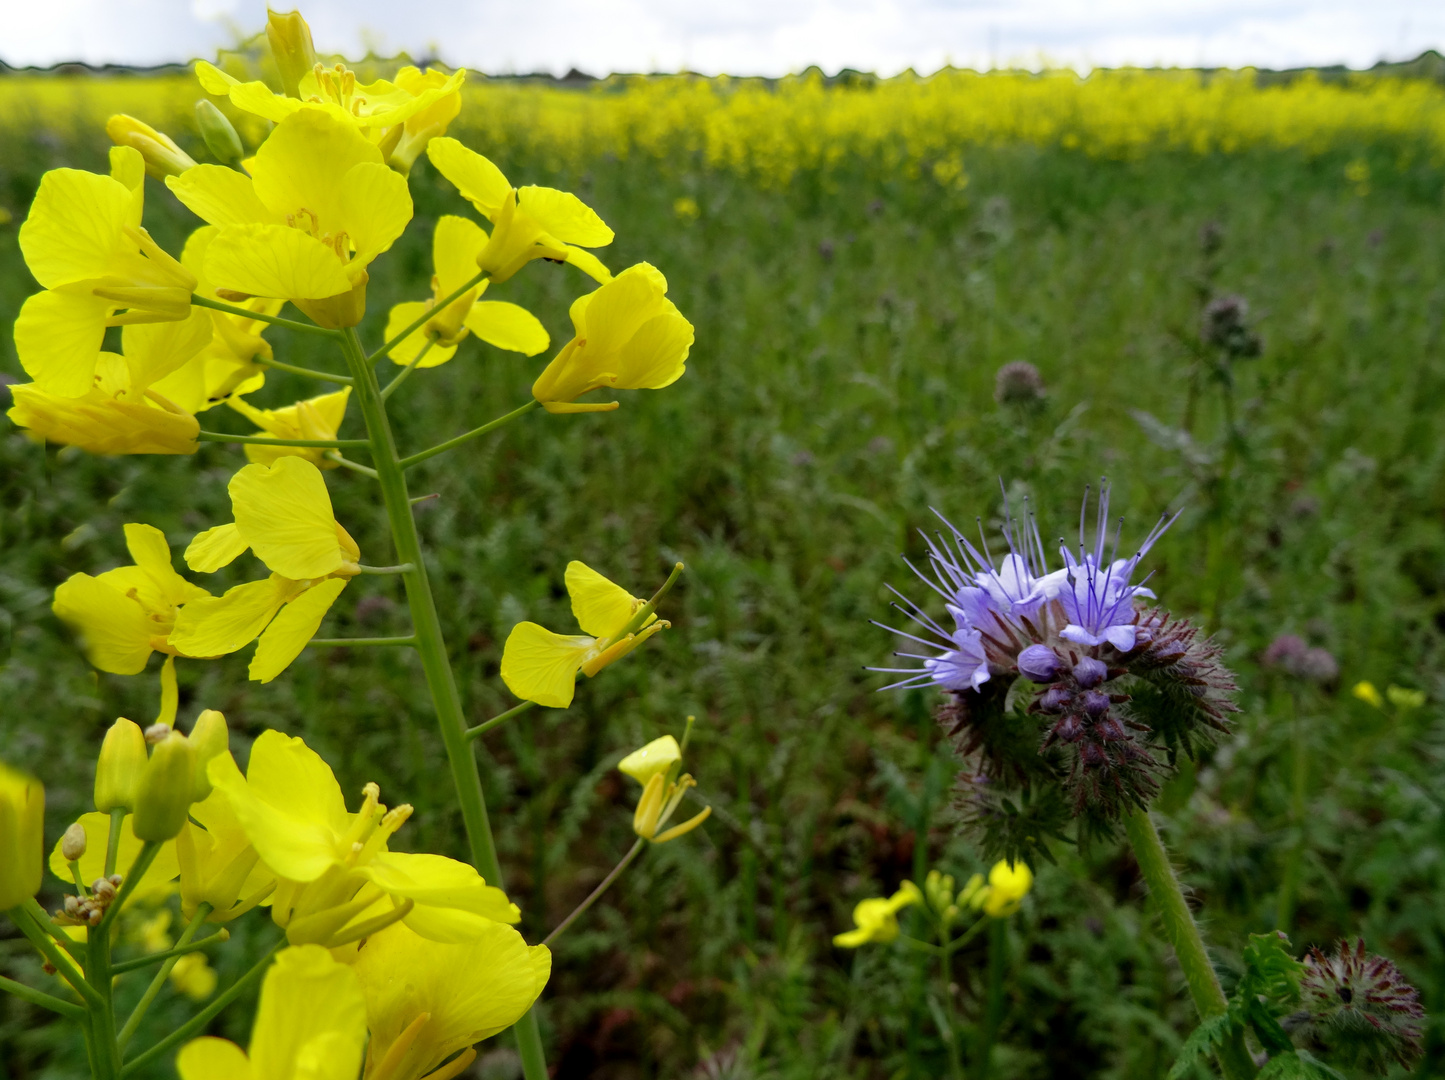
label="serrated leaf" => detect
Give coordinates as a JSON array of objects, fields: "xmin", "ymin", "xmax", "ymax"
[
  {"xmin": 1167, "ymin": 1013, "xmax": 1237, "ymax": 1080},
  {"xmin": 1257, "ymin": 1050, "xmax": 1350, "ymax": 1080}
]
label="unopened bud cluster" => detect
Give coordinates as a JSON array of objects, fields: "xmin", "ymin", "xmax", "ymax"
[{"xmin": 56, "ymin": 874, "xmax": 125, "ymax": 927}]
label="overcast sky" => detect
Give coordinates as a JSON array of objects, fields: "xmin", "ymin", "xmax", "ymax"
[{"xmin": 4, "ymin": 0, "xmax": 1442, "ymax": 76}]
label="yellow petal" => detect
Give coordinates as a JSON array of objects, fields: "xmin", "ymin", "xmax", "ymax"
[
  {"xmin": 248, "ymin": 945, "xmax": 367, "ymax": 1080},
  {"xmin": 229, "ymin": 457, "xmax": 344, "ymax": 580},
  {"xmin": 426, "ymin": 138, "xmax": 511, "ymax": 217},
  {"xmin": 123, "ymin": 522, "xmax": 205, "ymax": 607},
  {"xmin": 122, "ymin": 308, "xmax": 214, "ymax": 395},
  {"xmin": 341, "ymin": 161, "xmax": 413, "ymax": 266},
  {"xmin": 618, "ymin": 736, "xmax": 682, "ymax": 786},
  {"xmin": 366, "ymin": 851, "xmax": 520, "ymax": 932},
  {"xmin": 185, "ymin": 522, "xmax": 249, "ymax": 573},
  {"xmin": 352, "ymin": 921, "xmax": 549, "ymax": 1080},
  {"xmin": 205, "ymin": 224, "xmax": 353, "ymax": 301},
  {"xmin": 251, "ymin": 110, "xmax": 381, "ymax": 232},
  {"xmin": 18, "ymin": 167, "xmax": 132, "ymax": 288},
  {"xmin": 208, "ymin": 731, "xmax": 349, "ymax": 883},
  {"xmin": 195, "ymin": 60, "xmax": 242, "ymax": 96},
  {"xmin": 498, "ymin": 623, "xmax": 593, "ymax": 709},
  {"xmin": 383, "ymin": 301, "xmax": 456, "ymax": 367},
  {"xmin": 433, "ymin": 214, "xmax": 488, "ymax": 296},
  {"xmin": 562, "ymin": 245, "xmax": 613, "ymax": 285},
  {"xmin": 517, "ymin": 185, "xmax": 613, "ymax": 247},
  {"xmin": 48, "ymin": 811, "xmax": 180, "ymax": 908},
  {"xmin": 249, "ymin": 577, "xmax": 347, "ymax": 683},
  {"xmin": 610, "ymin": 307, "xmax": 694, "ymax": 390},
  {"xmin": 166, "ymin": 165, "xmax": 278, "ymax": 229},
  {"xmin": 7, "ymin": 383, "xmax": 201, "ymax": 455},
  {"xmin": 176, "ymin": 1037, "xmax": 253, "ymax": 1080},
  {"xmin": 580, "ymin": 263, "xmax": 670, "ymax": 356},
  {"xmin": 463, "ymin": 301, "xmax": 549, "ymax": 356},
  {"xmin": 51, "ymin": 572, "xmax": 153, "ymax": 674},
  {"xmin": 169, "ymin": 576, "xmax": 292, "ymax": 657},
  {"xmin": 565, "ymin": 561, "xmax": 639, "ymax": 638},
  {"xmin": 14, "ymin": 288, "xmax": 109, "ymax": 397}
]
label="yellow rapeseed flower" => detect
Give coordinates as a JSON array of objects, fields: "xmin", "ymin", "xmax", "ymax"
[
  {"xmin": 227, "ymin": 387, "xmax": 352, "ymax": 469},
  {"xmin": 105, "ymin": 113, "xmax": 197, "ymax": 179},
  {"xmin": 15, "ymin": 145, "xmax": 197, "ymax": 396},
  {"xmin": 170, "ymin": 457, "xmax": 361, "ymax": 682},
  {"xmin": 177, "ymin": 784, "xmax": 277, "ymax": 924},
  {"xmin": 167, "ymin": 109, "xmax": 412, "ymax": 327},
  {"xmin": 500, "ymin": 561, "xmax": 670, "ymax": 708},
  {"xmin": 426, "ymin": 137, "xmax": 614, "ymax": 284},
  {"xmin": 207, "ymin": 731, "xmax": 519, "ymax": 947},
  {"xmin": 352, "ymin": 921, "xmax": 551, "ymax": 1080},
  {"xmin": 51, "ymin": 523, "xmax": 210, "ymax": 675},
  {"xmin": 169, "ymin": 952, "xmax": 218, "ymax": 1001},
  {"xmin": 1352, "ymin": 681, "xmax": 1384, "ymax": 709},
  {"xmin": 383, "ymin": 215, "xmax": 549, "ymax": 368},
  {"xmin": 0, "ymin": 762, "xmax": 44, "ymax": 911},
  {"xmin": 175, "ymin": 944, "xmax": 367, "ymax": 1080},
  {"xmin": 8, "ymin": 309, "xmax": 213, "ymax": 455},
  {"xmin": 530, "ymin": 263, "xmax": 693, "ymax": 414},
  {"xmin": 962, "ymin": 859, "xmax": 1034, "ymax": 918},
  {"xmin": 833, "ymin": 882, "xmax": 922, "ymax": 948}
]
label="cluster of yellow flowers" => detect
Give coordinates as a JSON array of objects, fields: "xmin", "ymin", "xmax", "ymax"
[
  {"xmin": 0, "ymin": 10, "xmax": 709, "ymax": 1080},
  {"xmin": 4, "ymin": 66, "xmax": 1444, "ymax": 198}
]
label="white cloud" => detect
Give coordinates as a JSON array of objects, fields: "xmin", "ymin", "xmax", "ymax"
[{"xmin": 1, "ymin": 0, "xmax": 1440, "ymax": 75}]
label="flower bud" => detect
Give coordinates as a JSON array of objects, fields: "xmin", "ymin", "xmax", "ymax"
[
  {"xmin": 266, "ymin": 9, "xmax": 318, "ymax": 99},
  {"xmin": 187, "ymin": 710, "xmax": 229, "ymax": 802},
  {"xmin": 61, "ymin": 822, "xmax": 88, "ymax": 862},
  {"xmin": 133, "ymin": 732, "xmax": 197, "ymax": 842},
  {"xmin": 194, "ymin": 99, "xmax": 244, "ymax": 165},
  {"xmin": 0, "ymin": 762, "xmax": 44, "ymax": 910},
  {"xmin": 95, "ymin": 718, "xmax": 148, "ymax": 812},
  {"xmin": 1017, "ymin": 644, "xmax": 1062, "ymax": 682},
  {"xmin": 1079, "ymin": 690, "xmax": 1111, "ymax": 718},
  {"xmin": 105, "ymin": 115, "xmax": 197, "ymax": 179},
  {"xmin": 1072, "ymin": 657, "xmax": 1107, "ymax": 689}
]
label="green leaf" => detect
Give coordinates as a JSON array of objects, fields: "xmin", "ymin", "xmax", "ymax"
[
  {"xmin": 1256, "ymin": 1050, "xmax": 1349, "ymax": 1080},
  {"xmin": 1167, "ymin": 1013, "xmax": 1237, "ymax": 1080}
]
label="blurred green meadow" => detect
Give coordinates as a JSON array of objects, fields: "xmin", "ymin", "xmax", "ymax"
[{"xmin": 3, "ymin": 66, "xmax": 1445, "ymax": 1080}]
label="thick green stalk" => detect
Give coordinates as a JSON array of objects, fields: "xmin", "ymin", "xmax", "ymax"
[
  {"xmin": 87, "ymin": 925, "xmax": 122, "ymax": 1079},
  {"xmin": 1125, "ymin": 810, "xmax": 1257, "ymax": 1080},
  {"xmin": 338, "ymin": 328, "xmax": 550, "ymax": 1080}
]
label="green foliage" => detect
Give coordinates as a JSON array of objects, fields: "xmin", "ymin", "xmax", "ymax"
[{"xmin": 2, "ymin": 92, "xmax": 1444, "ymax": 1079}]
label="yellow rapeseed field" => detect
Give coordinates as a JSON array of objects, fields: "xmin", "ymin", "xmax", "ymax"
[{"xmin": 2, "ymin": 66, "xmax": 1443, "ymax": 188}]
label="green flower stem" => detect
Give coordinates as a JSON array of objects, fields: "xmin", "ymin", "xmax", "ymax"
[
  {"xmin": 116, "ymin": 904, "xmax": 212, "ymax": 1049},
  {"xmin": 616, "ymin": 561, "xmax": 686, "ymax": 640},
  {"xmin": 543, "ymin": 839, "xmax": 645, "ymax": 947},
  {"xmin": 6, "ymin": 904, "xmax": 99, "ymax": 1008},
  {"xmin": 0, "ymin": 972, "xmax": 87, "ymax": 1019},
  {"xmin": 196, "ymin": 431, "xmax": 369, "ymax": 448},
  {"xmin": 97, "ymin": 842, "xmax": 160, "ymax": 938},
  {"xmin": 104, "ymin": 808, "xmax": 126, "ymax": 877},
  {"xmin": 975, "ymin": 918, "xmax": 1007, "ymax": 1080},
  {"xmin": 939, "ymin": 922, "xmax": 964, "ymax": 1080},
  {"xmin": 369, "ymin": 270, "xmax": 487, "ymax": 361},
  {"xmin": 1124, "ymin": 809, "xmax": 1257, "ymax": 1080},
  {"xmin": 23, "ymin": 897, "xmax": 84, "ymax": 959},
  {"xmin": 324, "ymin": 451, "xmax": 380, "ymax": 477},
  {"xmin": 87, "ymin": 921, "xmax": 122, "ymax": 1080},
  {"xmin": 120, "ymin": 938, "xmax": 284, "ymax": 1077},
  {"xmin": 338, "ymin": 327, "xmax": 550, "ymax": 1080},
  {"xmin": 465, "ymin": 699, "xmax": 538, "ymax": 741},
  {"xmin": 190, "ymin": 294, "xmax": 342, "ymax": 339},
  {"xmin": 398, "ymin": 399, "xmax": 540, "ymax": 470},
  {"xmin": 380, "ymin": 340, "xmax": 434, "ymax": 400},
  {"xmin": 259, "ymin": 357, "xmax": 354, "ymax": 385},
  {"xmin": 357, "ymin": 563, "xmax": 414, "ymax": 575},
  {"xmin": 307, "ymin": 636, "xmax": 417, "ymax": 647}
]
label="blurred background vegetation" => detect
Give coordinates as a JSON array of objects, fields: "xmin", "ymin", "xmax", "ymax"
[{"xmin": 1, "ymin": 61, "xmax": 1444, "ymax": 1079}]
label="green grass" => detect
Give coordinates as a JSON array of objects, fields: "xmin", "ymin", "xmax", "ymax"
[{"xmin": 2, "ymin": 115, "xmax": 1444, "ymax": 1080}]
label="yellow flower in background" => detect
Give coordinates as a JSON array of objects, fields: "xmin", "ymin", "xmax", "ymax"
[
  {"xmin": 51, "ymin": 523, "xmax": 211, "ymax": 675},
  {"xmin": 167, "ymin": 109, "xmax": 413, "ymax": 328},
  {"xmin": 500, "ymin": 561, "xmax": 670, "ymax": 709},
  {"xmin": 170, "ymin": 951, "xmax": 218, "ymax": 1001},
  {"xmin": 15, "ymin": 145, "xmax": 197, "ymax": 397},
  {"xmin": 833, "ymin": 882, "xmax": 922, "ymax": 948},
  {"xmin": 106, "ymin": 114, "xmax": 198, "ymax": 179},
  {"xmin": 177, "ymin": 784, "xmax": 277, "ymax": 924},
  {"xmin": 227, "ymin": 387, "xmax": 352, "ymax": 468},
  {"xmin": 383, "ymin": 215, "xmax": 549, "ymax": 368},
  {"xmin": 1352, "ymin": 681, "xmax": 1384, "ymax": 709},
  {"xmin": 0, "ymin": 762, "xmax": 44, "ymax": 911},
  {"xmin": 962, "ymin": 860, "xmax": 1034, "ymax": 918},
  {"xmin": 149, "ymin": 225, "xmax": 282, "ymax": 415},
  {"xmin": 207, "ymin": 731, "xmax": 519, "ymax": 948},
  {"xmin": 1386, "ymin": 685, "xmax": 1426, "ymax": 710},
  {"xmin": 530, "ymin": 263, "xmax": 693, "ymax": 414},
  {"xmin": 352, "ymin": 921, "xmax": 551, "ymax": 1080},
  {"xmin": 426, "ymin": 137, "xmax": 614, "ymax": 284},
  {"xmin": 170, "ymin": 457, "xmax": 361, "ymax": 682},
  {"xmin": 175, "ymin": 944, "xmax": 367, "ymax": 1080},
  {"xmin": 8, "ymin": 308, "xmax": 213, "ymax": 455},
  {"xmin": 48, "ymin": 811, "xmax": 181, "ymax": 914}
]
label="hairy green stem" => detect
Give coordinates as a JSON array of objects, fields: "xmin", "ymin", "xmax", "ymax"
[
  {"xmin": 1125, "ymin": 810, "xmax": 1257, "ymax": 1080},
  {"xmin": 338, "ymin": 327, "xmax": 550, "ymax": 1080},
  {"xmin": 544, "ymin": 839, "xmax": 645, "ymax": 947},
  {"xmin": 398, "ymin": 399, "xmax": 540, "ymax": 469}
]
